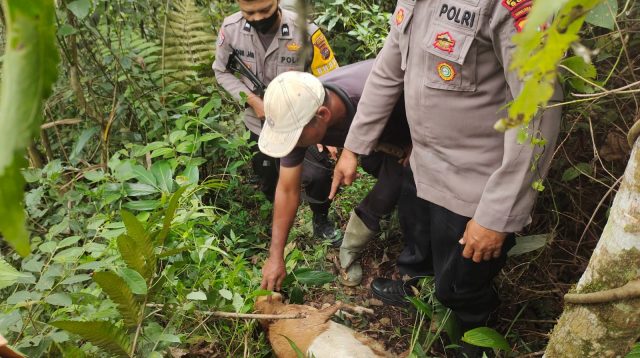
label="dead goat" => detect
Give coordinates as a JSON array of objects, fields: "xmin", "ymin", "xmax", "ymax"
[{"xmin": 254, "ymin": 293, "xmax": 395, "ymax": 358}]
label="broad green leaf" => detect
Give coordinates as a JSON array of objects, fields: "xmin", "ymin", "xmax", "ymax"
[
  {"xmin": 219, "ymin": 288, "xmax": 232, "ymax": 300},
  {"xmin": 462, "ymin": 327, "xmax": 510, "ymax": 351},
  {"xmin": 123, "ymin": 200, "xmax": 161, "ymax": 211},
  {"xmin": 52, "ymin": 247, "xmax": 84, "ymax": 263},
  {"xmin": 232, "ymin": 293, "xmax": 244, "ymax": 313},
  {"xmin": 124, "ymin": 183, "xmax": 158, "ymax": 196},
  {"xmin": 289, "ymin": 286, "xmax": 304, "ymax": 304},
  {"xmin": 38, "ymin": 241, "xmax": 57, "ymax": 254},
  {"xmin": 45, "ymin": 293, "xmax": 72, "ymax": 307},
  {"xmin": 158, "ymin": 334, "xmax": 181, "ymax": 343},
  {"xmin": 151, "ymin": 160, "xmax": 174, "ymax": 193},
  {"xmin": 182, "ymin": 165, "xmax": 199, "ymax": 185},
  {"xmin": 292, "ymin": 268, "xmax": 335, "ymax": 286},
  {"xmin": 0, "ymin": 258, "xmax": 31, "ymax": 289},
  {"xmin": 585, "ymin": 0, "xmax": 617, "ymax": 30},
  {"xmin": 57, "ymin": 23, "xmax": 77, "ymax": 36},
  {"xmin": 132, "ymin": 165, "xmax": 157, "ymax": 186},
  {"xmin": 67, "ymin": 0, "xmax": 92, "ymax": 20},
  {"xmin": 0, "ymin": 0, "xmax": 59, "ymax": 257},
  {"xmin": 198, "ymin": 98, "xmax": 218, "ymax": 119},
  {"xmin": 50, "ymin": 320, "xmax": 131, "ymax": 358},
  {"xmin": 186, "ymin": 291, "xmax": 207, "ymax": 300},
  {"xmin": 120, "ymin": 268, "xmax": 147, "ymax": 295},
  {"xmin": 60, "ymin": 274, "xmax": 92, "ymax": 285},
  {"xmin": 169, "ymin": 130, "xmax": 187, "ymax": 144},
  {"xmin": 508, "ymin": 234, "xmax": 550, "ymax": 257},
  {"xmin": 58, "ymin": 235, "xmax": 82, "ymax": 249},
  {"xmin": 84, "ymin": 169, "xmax": 105, "ymax": 182},
  {"xmin": 93, "ymin": 271, "xmax": 141, "ymax": 328},
  {"xmin": 7, "ymin": 290, "xmax": 42, "ymax": 305}
]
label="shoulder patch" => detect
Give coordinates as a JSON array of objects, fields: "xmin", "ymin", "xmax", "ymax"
[
  {"xmin": 501, "ymin": 0, "xmax": 532, "ymax": 32},
  {"xmin": 310, "ymin": 29, "xmax": 338, "ymax": 77},
  {"xmin": 395, "ymin": 7, "xmax": 406, "ymax": 26}
]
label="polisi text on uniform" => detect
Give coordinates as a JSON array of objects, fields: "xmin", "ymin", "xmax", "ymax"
[
  {"xmin": 280, "ymin": 56, "xmax": 297, "ymax": 64},
  {"xmin": 439, "ymin": 4, "xmax": 476, "ymax": 28}
]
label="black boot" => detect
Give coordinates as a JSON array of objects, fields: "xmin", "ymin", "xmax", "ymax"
[
  {"xmin": 455, "ymin": 342, "xmax": 495, "ymax": 358},
  {"xmin": 312, "ymin": 213, "xmax": 342, "ymax": 247},
  {"xmin": 370, "ymin": 278, "xmax": 417, "ymax": 307}
]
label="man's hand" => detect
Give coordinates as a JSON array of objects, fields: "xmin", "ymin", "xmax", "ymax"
[
  {"xmin": 317, "ymin": 144, "xmax": 338, "ymax": 160},
  {"xmin": 459, "ymin": 219, "xmax": 507, "ymax": 263},
  {"xmin": 261, "ymin": 255, "xmax": 286, "ymax": 291},
  {"xmin": 329, "ymin": 149, "xmax": 358, "ymax": 199},
  {"xmin": 247, "ymin": 94, "xmax": 265, "ymax": 119}
]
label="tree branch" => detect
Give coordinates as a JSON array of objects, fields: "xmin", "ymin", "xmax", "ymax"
[{"xmin": 564, "ymin": 280, "xmax": 640, "ymax": 304}]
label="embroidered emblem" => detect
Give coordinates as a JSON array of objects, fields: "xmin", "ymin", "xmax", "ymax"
[
  {"xmin": 287, "ymin": 42, "xmax": 301, "ymax": 51},
  {"xmin": 501, "ymin": 0, "xmax": 526, "ymax": 10},
  {"xmin": 217, "ymin": 31, "xmax": 224, "ymax": 46},
  {"xmin": 433, "ymin": 32, "xmax": 456, "ymax": 53},
  {"xmin": 437, "ymin": 62, "xmax": 456, "ymax": 81},
  {"xmin": 243, "ymin": 22, "xmax": 251, "ymax": 32},
  {"xmin": 281, "ymin": 24, "xmax": 290, "ymax": 36},
  {"xmin": 395, "ymin": 8, "xmax": 405, "ymax": 26},
  {"xmin": 501, "ymin": 0, "xmax": 532, "ymax": 32},
  {"xmin": 312, "ymin": 30, "xmax": 331, "ymax": 60},
  {"xmin": 438, "ymin": 4, "xmax": 476, "ymax": 28}
]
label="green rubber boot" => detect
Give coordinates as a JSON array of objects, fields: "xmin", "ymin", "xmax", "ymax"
[{"xmin": 338, "ymin": 211, "xmax": 375, "ymax": 286}]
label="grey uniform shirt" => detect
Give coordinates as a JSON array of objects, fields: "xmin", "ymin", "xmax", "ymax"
[
  {"xmin": 213, "ymin": 8, "xmax": 338, "ymax": 135},
  {"xmin": 344, "ymin": 0, "xmax": 563, "ymax": 233}
]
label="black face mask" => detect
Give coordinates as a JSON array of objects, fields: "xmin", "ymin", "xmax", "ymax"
[{"xmin": 247, "ymin": 8, "xmax": 279, "ymax": 33}]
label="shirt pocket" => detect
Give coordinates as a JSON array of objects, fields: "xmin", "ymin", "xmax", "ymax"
[
  {"xmin": 390, "ymin": 0, "xmax": 415, "ymax": 71},
  {"xmin": 423, "ymin": 27, "xmax": 477, "ymax": 91},
  {"xmin": 423, "ymin": 2, "xmax": 479, "ymax": 91}
]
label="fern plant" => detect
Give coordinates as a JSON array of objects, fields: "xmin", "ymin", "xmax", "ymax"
[
  {"xmin": 50, "ymin": 186, "xmax": 187, "ymax": 357},
  {"xmin": 161, "ymin": 0, "xmax": 216, "ymax": 92}
]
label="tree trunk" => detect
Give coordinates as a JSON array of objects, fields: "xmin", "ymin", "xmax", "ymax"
[{"xmin": 545, "ymin": 137, "xmax": 640, "ymax": 357}]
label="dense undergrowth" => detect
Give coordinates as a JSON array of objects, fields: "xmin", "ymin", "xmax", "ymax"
[{"xmin": 0, "ymin": 0, "xmax": 638, "ymax": 357}]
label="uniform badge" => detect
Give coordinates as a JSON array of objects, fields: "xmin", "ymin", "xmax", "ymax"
[
  {"xmin": 243, "ymin": 22, "xmax": 251, "ymax": 32},
  {"xmin": 281, "ymin": 24, "xmax": 290, "ymax": 36},
  {"xmin": 287, "ymin": 42, "xmax": 301, "ymax": 52},
  {"xmin": 501, "ymin": 0, "xmax": 532, "ymax": 32},
  {"xmin": 395, "ymin": 8, "xmax": 405, "ymax": 26},
  {"xmin": 433, "ymin": 32, "xmax": 456, "ymax": 53},
  {"xmin": 312, "ymin": 31, "xmax": 331, "ymax": 60},
  {"xmin": 501, "ymin": 0, "xmax": 526, "ymax": 10},
  {"xmin": 515, "ymin": 17, "xmax": 528, "ymax": 32},
  {"xmin": 217, "ymin": 30, "xmax": 224, "ymax": 46},
  {"xmin": 437, "ymin": 62, "xmax": 456, "ymax": 81}
]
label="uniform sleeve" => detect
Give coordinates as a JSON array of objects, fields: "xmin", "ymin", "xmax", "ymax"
[
  {"xmin": 343, "ymin": 22, "xmax": 405, "ymax": 155},
  {"xmin": 473, "ymin": 2, "xmax": 562, "ymax": 232},
  {"xmin": 306, "ymin": 23, "xmax": 339, "ymax": 77},
  {"xmin": 212, "ymin": 26, "xmax": 254, "ymax": 101}
]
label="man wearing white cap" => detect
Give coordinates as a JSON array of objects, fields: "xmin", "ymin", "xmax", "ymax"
[{"xmin": 258, "ymin": 60, "xmax": 410, "ymax": 291}]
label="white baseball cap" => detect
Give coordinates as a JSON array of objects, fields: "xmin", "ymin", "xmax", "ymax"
[{"xmin": 258, "ymin": 71, "xmax": 325, "ymax": 158}]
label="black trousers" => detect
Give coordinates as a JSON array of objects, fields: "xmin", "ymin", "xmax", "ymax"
[
  {"xmin": 355, "ymin": 151, "xmax": 405, "ymax": 232},
  {"xmin": 397, "ymin": 167, "xmax": 515, "ymax": 330},
  {"xmin": 249, "ymin": 132, "xmax": 331, "ymax": 216}
]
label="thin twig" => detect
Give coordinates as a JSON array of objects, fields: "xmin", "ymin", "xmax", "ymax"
[{"xmin": 40, "ymin": 118, "xmax": 82, "ymax": 129}]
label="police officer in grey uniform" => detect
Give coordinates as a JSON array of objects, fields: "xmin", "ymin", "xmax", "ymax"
[
  {"xmin": 213, "ymin": 0, "xmax": 340, "ymax": 239},
  {"xmin": 331, "ymin": 0, "xmax": 562, "ymax": 349},
  {"xmin": 257, "ymin": 61, "xmax": 411, "ymax": 291}
]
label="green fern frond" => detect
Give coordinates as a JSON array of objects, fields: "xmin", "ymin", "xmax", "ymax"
[
  {"xmin": 161, "ymin": 0, "xmax": 216, "ymax": 91},
  {"xmin": 92, "ymin": 272, "xmax": 142, "ymax": 328},
  {"xmin": 49, "ymin": 321, "xmax": 132, "ymax": 358}
]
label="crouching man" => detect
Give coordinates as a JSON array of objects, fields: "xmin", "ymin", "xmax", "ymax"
[{"xmin": 258, "ymin": 60, "xmax": 411, "ymax": 291}]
